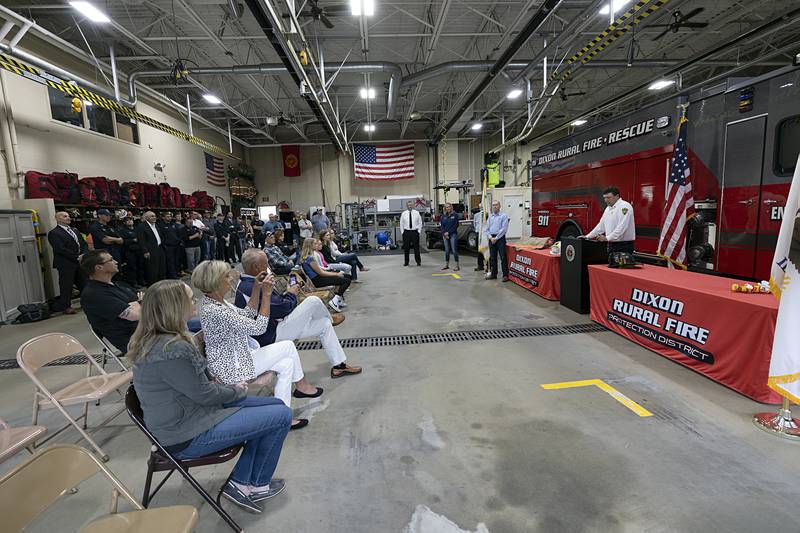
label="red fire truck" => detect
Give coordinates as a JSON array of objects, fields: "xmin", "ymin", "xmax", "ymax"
[{"xmin": 530, "ymin": 65, "xmax": 800, "ymax": 281}]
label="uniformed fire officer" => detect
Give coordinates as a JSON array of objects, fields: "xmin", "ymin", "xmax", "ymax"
[
  {"xmin": 118, "ymin": 216, "xmax": 145, "ymax": 287},
  {"xmin": 583, "ymin": 187, "xmax": 636, "ymax": 255},
  {"xmin": 157, "ymin": 211, "xmax": 181, "ymax": 278},
  {"xmin": 214, "ymin": 212, "xmax": 232, "ymax": 263},
  {"xmin": 88, "ymin": 209, "xmax": 124, "ymax": 262}
]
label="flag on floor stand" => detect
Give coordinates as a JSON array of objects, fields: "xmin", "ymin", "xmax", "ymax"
[
  {"xmin": 767, "ymin": 152, "xmax": 800, "ymax": 403},
  {"xmin": 353, "ymin": 142, "xmax": 415, "ymax": 181},
  {"xmin": 657, "ymin": 108, "xmax": 695, "ymax": 268},
  {"xmin": 478, "ymin": 174, "xmax": 490, "ymax": 265},
  {"xmin": 282, "ymin": 145, "xmax": 301, "ymax": 177},
  {"xmin": 205, "ymin": 153, "xmax": 226, "ymax": 187}
]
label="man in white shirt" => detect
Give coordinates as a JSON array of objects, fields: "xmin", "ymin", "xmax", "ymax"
[
  {"xmin": 584, "ymin": 187, "xmax": 636, "ymax": 255},
  {"xmin": 399, "ymin": 200, "xmax": 423, "ymax": 266}
]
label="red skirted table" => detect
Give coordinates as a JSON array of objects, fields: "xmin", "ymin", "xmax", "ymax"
[
  {"xmin": 506, "ymin": 245, "xmax": 560, "ymax": 301},
  {"xmin": 588, "ymin": 264, "xmax": 781, "ymax": 403}
]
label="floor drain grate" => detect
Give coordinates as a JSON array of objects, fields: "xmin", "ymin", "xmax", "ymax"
[
  {"xmin": 0, "ymin": 323, "xmax": 607, "ymax": 369},
  {"xmin": 295, "ymin": 322, "xmax": 606, "ymax": 351}
]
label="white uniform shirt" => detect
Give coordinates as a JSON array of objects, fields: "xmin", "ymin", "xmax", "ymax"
[
  {"xmin": 399, "ymin": 209, "xmax": 423, "ymax": 234},
  {"xmin": 586, "ymin": 199, "xmax": 636, "ymax": 242},
  {"xmin": 298, "ymin": 219, "xmax": 313, "ymax": 238}
]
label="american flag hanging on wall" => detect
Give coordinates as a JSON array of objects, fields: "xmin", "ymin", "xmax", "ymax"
[
  {"xmin": 205, "ymin": 153, "xmax": 226, "ymax": 187},
  {"xmin": 353, "ymin": 142, "xmax": 415, "ymax": 181},
  {"xmin": 657, "ymin": 109, "xmax": 695, "ymax": 268}
]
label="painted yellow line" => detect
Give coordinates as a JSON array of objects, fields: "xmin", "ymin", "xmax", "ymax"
[
  {"xmin": 541, "ymin": 379, "xmax": 653, "ymax": 417},
  {"xmin": 432, "ymin": 273, "xmax": 462, "ymax": 279}
]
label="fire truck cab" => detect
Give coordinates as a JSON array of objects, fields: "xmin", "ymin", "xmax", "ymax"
[{"xmin": 530, "ymin": 66, "xmax": 800, "ymax": 281}]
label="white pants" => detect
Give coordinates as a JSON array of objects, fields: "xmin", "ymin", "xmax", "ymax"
[
  {"xmin": 275, "ymin": 296, "xmax": 347, "ymax": 366},
  {"xmin": 250, "ymin": 340, "xmax": 304, "ymax": 407},
  {"xmin": 327, "ymin": 263, "xmax": 350, "ymax": 274}
]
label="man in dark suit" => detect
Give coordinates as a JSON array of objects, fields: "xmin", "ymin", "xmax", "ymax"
[
  {"xmin": 135, "ymin": 211, "xmax": 166, "ymax": 285},
  {"xmin": 157, "ymin": 211, "xmax": 181, "ymax": 279},
  {"xmin": 47, "ymin": 211, "xmax": 88, "ymax": 314}
]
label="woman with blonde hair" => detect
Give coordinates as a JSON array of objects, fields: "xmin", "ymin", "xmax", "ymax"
[
  {"xmin": 192, "ymin": 260, "xmax": 321, "ymax": 430},
  {"xmin": 129, "ymin": 279, "xmax": 292, "ymax": 514},
  {"xmin": 301, "ymin": 238, "xmax": 350, "ymax": 312}
]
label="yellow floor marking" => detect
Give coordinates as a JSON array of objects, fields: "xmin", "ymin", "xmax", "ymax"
[
  {"xmin": 432, "ymin": 273, "xmax": 462, "ymax": 279},
  {"xmin": 541, "ymin": 379, "xmax": 653, "ymax": 417}
]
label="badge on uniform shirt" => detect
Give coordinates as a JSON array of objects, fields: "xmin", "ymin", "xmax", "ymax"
[{"xmin": 622, "ymin": 208, "xmax": 628, "ymax": 215}]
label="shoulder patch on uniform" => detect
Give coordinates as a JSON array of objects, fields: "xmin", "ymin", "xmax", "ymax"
[{"xmin": 622, "ymin": 208, "xmax": 628, "ymax": 215}]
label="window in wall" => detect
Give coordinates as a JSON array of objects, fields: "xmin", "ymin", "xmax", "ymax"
[
  {"xmin": 775, "ymin": 115, "xmax": 800, "ymax": 176},
  {"xmin": 86, "ymin": 103, "xmax": 114, "ymax": 137},
  {"xmin": 48, "ymin": 87, "xmax": 83, "ymax": 127},
  {"xmin": 47, "ymin": 86, "xmax": 140, "ymax": 144},
  {"xmin": 115, "ymin": 114, "xmax": 139, "ymax": 144}
]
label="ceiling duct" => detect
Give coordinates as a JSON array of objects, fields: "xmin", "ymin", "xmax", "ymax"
[{"xmin": 430, "ymin": 0, "xmax": 563, "ymax": 144}]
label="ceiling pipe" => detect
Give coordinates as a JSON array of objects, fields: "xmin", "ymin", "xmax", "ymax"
[
  {"xmin": 127, "ymin": 61, "xmax": 402, "ymax": 120},
  {"xmin": 431, "ymin": 0, "xmax": 563, "ymax": 144},
  {"xmin": 228, "ymin": 0, "xmax": 243, "ymax": 19}
]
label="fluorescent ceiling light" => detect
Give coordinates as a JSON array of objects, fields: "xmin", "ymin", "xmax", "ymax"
[
  {"xmin": 351, "ymin": 0, "xmax": 375, "ymax": 16},
  {"xmin": 780, "ymin": 82, "xmax": 794, "ymax": 89},
  {"xmin": 570, "ymin": 119, "xmax": 587, "ymax": 126},
  {"xmin": 648, "ymin": 79, "xmax": 676, "ymax": 91},
  {"xmin": 359, "ymin": 87, "xmax": 376, "ymax": 99},
  {"xmin": 202, "ymin": 94, "xmax": 223, "ymax": 104},
  {"xmin": 599, "ymin": 0, "xmax": 628, "ymax": 15},
  {"xmin": 471, "ymin": 123, "xmax": 483, "ymax": 131},
  {"xmin": 507, "ymin": 88, "xmax": 523, "ymax": 99},
  {"xmin": 364, "ymin": 124, "xmax": 376, "ymax": 132},
  {"xmin": 69, "ymin": 1, "xmax": 111, "ymax": 23}
]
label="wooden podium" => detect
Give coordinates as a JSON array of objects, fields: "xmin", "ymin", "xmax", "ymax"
[{"xmin": 559, "ymin": 237, "xmax": 607, "ymax": 314}]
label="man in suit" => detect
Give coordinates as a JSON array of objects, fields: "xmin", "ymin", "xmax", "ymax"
[
  {"xmin": 135, "ymin": 211, "xmax": 166, "ymax": 285},
  {"xmin": 47, "ymin": 211, "xmax": 88, "ymax": 314},
  {"xmin": 157, "ymin": 211, "xmax": 181, "ymax": 279},
  {"xmin": 399, "ymin": 201, "xmax": 423, "ymax": 267}
]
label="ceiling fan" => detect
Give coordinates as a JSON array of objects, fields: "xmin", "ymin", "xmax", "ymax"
[
  {"xmin": 284, "ymin": 0, "xmax": 350, "ymax": 29},
  {"xmin": 559, "ymin": 86, "xmax": 587, "ymax": 102},
  {"xmin": 650, "ymin": 8, "xmax": 709, "ymax": 41}
]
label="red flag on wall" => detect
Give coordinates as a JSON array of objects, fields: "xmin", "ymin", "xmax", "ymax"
[{"xmin": 282, "ymin": 145, "xmax": 301, "ymax": 177}]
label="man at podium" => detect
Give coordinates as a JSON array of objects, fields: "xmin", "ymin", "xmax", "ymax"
[{"xmin": 582, "ymin": 187, "xmax": 636, "ymax": 255}]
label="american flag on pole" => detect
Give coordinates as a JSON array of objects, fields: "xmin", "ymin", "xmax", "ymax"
[
  {"xmin": 657, "ymin": 111, "xmax": 694, "ymax": 268},
  {"xmin": 205, "ymin": 153, "xmax": 226, "ymax": 187},
  {"xmin": 353, "ymin": 142, "xmax": 415, "ymax": 181}
]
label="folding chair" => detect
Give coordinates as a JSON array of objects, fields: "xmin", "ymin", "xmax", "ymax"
[
  {"xmin": 0, "ymin": 416, "xmax": 47, "ymax": 464},
  {"xmin": 293, "ymin": 266, "xmax": 336, "ymax": 303},
  {"xmin": 125, "ymin": 386, "xmax": 243, "ymax": 533},
  {"xmin": 89, "ymin": 327, "xmax": 129, "ymax": 371},
  {"xmin": 16, "ymin": 333, "xmax": 133, "ymax": 462},
  {"xmin": 0, "ymin": 444, "xmax": 197, "ymax": 533}
]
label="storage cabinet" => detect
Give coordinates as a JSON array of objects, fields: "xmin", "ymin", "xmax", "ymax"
[{"xmin": 0, "ymin": 210, "xmax": 45, "ymax": 322}]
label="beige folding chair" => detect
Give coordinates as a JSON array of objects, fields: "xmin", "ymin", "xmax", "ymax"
[
  {"xmin": 0, "ymin": 444, "xmax": 197, "ymax": 533},
  {"xmin": 89, "ymin": 327, "xmax": 129, "ymax": 371},
  {"xmin": 17, "ymin": 333, "xmax": 133, "ymax": 462},
  {"xmin": 293, "ymin": 266, "xmax": 336, "ymax": 303},
  {"xmin": 0, "ymin": 416, "xmax": 47, "ymax": 464}
]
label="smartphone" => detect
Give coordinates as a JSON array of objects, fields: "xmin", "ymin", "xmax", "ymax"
[{"xmin": 289, "ymin": 274, "xmax": 297, "ymax": 286}]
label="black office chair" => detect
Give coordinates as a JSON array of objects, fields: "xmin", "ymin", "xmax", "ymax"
[{"xmin": 124, "ymin": 386, "xmax": 243, "ymax": 532}]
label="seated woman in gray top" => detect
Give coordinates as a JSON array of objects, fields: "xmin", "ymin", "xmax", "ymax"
[{"xmin": 129, "ymin": 279, "xmax": 292, "ymax": 514}]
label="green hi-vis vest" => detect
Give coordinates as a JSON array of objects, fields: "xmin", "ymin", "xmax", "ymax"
[{"xmin": 486, "ymin": 162, "xmax": 500, "ymax": 188}]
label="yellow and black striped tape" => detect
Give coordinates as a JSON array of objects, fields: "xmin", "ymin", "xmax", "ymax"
[
  {"xmin": 0, "ymin": 52, "xmax": 231, "ymax": 156},
  {"xmin": 550, "ymin": 0, "xmax": 669, "ymax": 83}
]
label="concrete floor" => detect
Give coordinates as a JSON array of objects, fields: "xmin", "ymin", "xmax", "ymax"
[{"xmin": 1, "ymin": 251, "xmax": 799, "ymax": 532}]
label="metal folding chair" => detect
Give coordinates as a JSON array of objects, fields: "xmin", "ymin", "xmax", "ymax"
[
  {"xmin": 16, "ymin": 333, "xmax": 133, "ymax": 462},
  {"xmin": 0, "ymin": 444, "xmax": 198, "ymax": 533},
  {"xmin": 89, "ymin": 327, "xmax": 129, "ymax": 371},
  {"xmin": 0, "ymin": 416, "xmax": 47, "ymax": 464}
]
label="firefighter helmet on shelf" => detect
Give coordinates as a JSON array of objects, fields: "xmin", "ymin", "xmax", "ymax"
[{"xmin": 608, "ymin": 252, "xmax": 639, "ymax": 269}]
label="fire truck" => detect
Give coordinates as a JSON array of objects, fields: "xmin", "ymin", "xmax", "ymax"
[{"xmin": 529, "ymin": 65, "xmax": 800, "ymax": 281}]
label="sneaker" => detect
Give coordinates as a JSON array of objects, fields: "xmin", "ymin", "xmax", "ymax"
[
  {"xmin": 250, "ymin": 477, "xmax": 286, "ymax": 502},
  {"xmin": 328, "ymin": 298, "xmax": 342, "ymax": 312},
  {"xmin": 222, "ymin": 481, "xmax": 262, "ymax": 514}
]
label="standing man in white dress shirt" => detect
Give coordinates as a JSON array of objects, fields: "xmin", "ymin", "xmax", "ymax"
[
  {"xmin": 583, "ymin": 187, "xmax": 636, "ymax": 255},
  {"xmin": 400, "ymin": 201, "xmax": 423, "ymax": 267}
]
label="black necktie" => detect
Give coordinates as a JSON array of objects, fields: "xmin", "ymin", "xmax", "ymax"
[{"xmin": 408, "ymin": 211, "xmax": 412, "ymax": 230}]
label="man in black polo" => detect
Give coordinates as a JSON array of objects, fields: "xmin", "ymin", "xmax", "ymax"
[
  {"xmin": 180, "ymin": 215, "xmax": 202, "ymax": 272},
  {"xmin": 79, "ymin": 250, "xmax": 140, "ymax": 352},
  {"xmin": 88, "ymin": 209, "xmax": 124, "ymax": 262},
  {"xmin": 214, "ymin": 212, "xmax": 232, "ymax": 263},
  {"xmin": 157, "ymin": 211, "xmax": 181, "ymax": 279},
  {"xmin": 251, "ymin": 213, "xmax": 265, "ymax": 249}
]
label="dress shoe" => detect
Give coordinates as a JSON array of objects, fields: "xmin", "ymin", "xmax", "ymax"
[
  {"xmin": 502, "ymin": 276, "xmax": 509, "ymax": 282},
  {"xmin": 331, "ymin": 313, "xmax": 345, "ymax": 326},
  {"xmin": 474, "ymin": 267, "xmax": 482, "ymax": 271},
  {"xmin": 63, "ymin": 307, "xmax": 78, "ymax": 315},
  {"xmin": 331, "ymin": 362, "xmax": 362, "ymax": 378}
]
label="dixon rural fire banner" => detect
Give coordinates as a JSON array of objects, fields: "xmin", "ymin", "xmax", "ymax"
[
  {"xmin": 588, "ymin": 264, "xmax": 782, "ymax": 403},
  {"xmin": 506, "ymin": 245, "xmax": 560, "ymax": 301}
]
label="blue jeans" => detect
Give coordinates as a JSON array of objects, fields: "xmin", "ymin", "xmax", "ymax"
[
  {"xmin": 336, "ymin": 252, "xmax": 363, "ymax": 270},
  {"xmin": 443, "ymin": 232, "xmax": 459, "ymax": 263},
  {"xmin": 175, "ymin": 396, "xmax": 292, "ymax": 487}
]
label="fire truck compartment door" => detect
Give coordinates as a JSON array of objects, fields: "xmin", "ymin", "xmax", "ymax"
[
  {"xmin": 503, "ymin": 194, "xmax": 525, "ymax": 239},
  {"xmin": 719, "ymin": 115, "xmax": 767, "ymax": 279}
]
